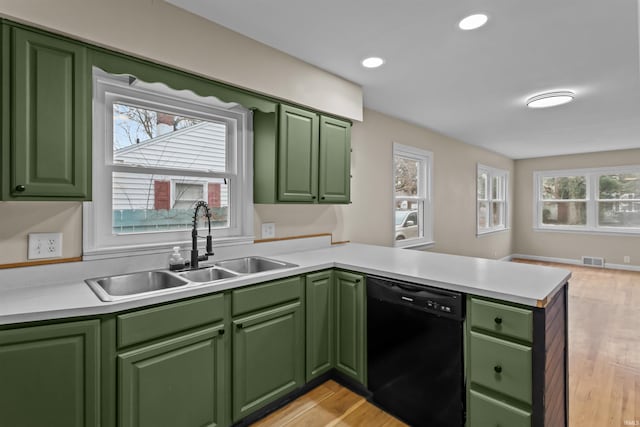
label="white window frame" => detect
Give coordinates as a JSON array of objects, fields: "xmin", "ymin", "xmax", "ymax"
[
  {"xmin": 533, "ymin": 165, "xmax": 640, "ymax": 235},
  {"xmin": 83, "ymin": 68, "xmax": 254, "ymax": 260},
  {"xmin": 477, "ymin": 164, "xmax": 509, "ymax": 235},
  {"xmin": 392, "ymin": 143, "xmax": 434, "ymax": 248}
]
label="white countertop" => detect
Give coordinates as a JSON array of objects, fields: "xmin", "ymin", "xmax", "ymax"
[{"xmin": 0, "ymin": 243, "xmax": 571, "ymax": 325}]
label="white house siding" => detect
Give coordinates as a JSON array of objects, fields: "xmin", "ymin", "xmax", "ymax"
[{"xmin": 112, "ymin": 121, "xmax": 228, "ymax": 210}]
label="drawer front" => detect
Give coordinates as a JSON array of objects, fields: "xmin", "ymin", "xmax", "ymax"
[
  {"xmin": 232, "ymin": 276, "xmax": 302, "ymax": 317},
  {"xmin": 469, "ymin": 389, "xmax": 531, "ymax": 427},
  {"xmin": 470, "ymin": 297, "xmax": 533, "ymax": 343},
  {"xmin": 117, "ymin": 293, "xmax": 225, "ymax": 349},
  {"xmin": 469, "ymin": 331, "xmax": 532, "ymax": 404}
]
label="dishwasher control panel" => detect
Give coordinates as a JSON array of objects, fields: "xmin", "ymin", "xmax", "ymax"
[{"xmin": 367, "ymin": 275, "xmax": 465, "ymax": 321}]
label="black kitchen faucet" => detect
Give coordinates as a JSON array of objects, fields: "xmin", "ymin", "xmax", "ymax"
[{"xmin": 190, "ymin": 200, "xmax": 214, "ymax": 269}]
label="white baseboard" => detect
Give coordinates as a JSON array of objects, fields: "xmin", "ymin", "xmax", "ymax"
[{"xmin": 509, "ymin": 253, "xmax": 640, "ymax": 272}]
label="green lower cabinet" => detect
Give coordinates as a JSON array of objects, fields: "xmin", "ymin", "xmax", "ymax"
[
  {"xmin": 118, "ymin": 324, "xmax": 228, "ymax": 427},
  {"xmin": 469, "ymin": 389, "xmax": 531, "ymax": 427},
  {"xmin": 305, "ymin": 270, "xmax": 335, "ymax": 381},
  {"xmin": 0, "ymin": 320, "xmax": 100, "ymax": 427},
  {"xmin": 232, "ymin": 301, "xmax": 304, "ymax": 421},
  {"xmin": 334, "ymin": 270, "xmax": 366, "ymax": 385}
]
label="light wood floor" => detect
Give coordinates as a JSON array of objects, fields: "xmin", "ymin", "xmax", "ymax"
[{"xmin": 252, "ymin": 262, "xmax": 640, "ymax": 427}]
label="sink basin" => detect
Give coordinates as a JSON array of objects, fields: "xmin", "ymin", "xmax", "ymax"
[
  {"xmin": 178, "ymin": 267, "xmax": 238, "ymax": 283},
  {"xmin": 86, "ymin": 271, "xmax": 189, "ymax": 301},
  {"xmin": 214, "ymin": 256, "xmax": 297, "ymax": 274}
]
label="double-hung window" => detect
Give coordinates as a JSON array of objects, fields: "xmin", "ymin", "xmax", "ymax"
[
  {"xmin": 534, "ymin": 166, "xmax": 640, "ymax": 234},
  {"xmin": 393, "ymin": 143, "xmax": 433, "ymax": 248},
  {"xmin": 477, "ymin": 164, "xmax": 509, "ymax": 234},
  {"xmin": 84, "ymin": 69, "xmax": 253, "ymax": 258}
]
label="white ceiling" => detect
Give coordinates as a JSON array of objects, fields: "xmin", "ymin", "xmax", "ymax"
[{"xmin": 166, "ymin": 0, "xmax": 640, "ymax": 159}]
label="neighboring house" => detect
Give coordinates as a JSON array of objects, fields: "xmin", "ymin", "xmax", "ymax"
[{"xmin": 113, "ymin": 121, "xmax": 228, "ymax": 211}]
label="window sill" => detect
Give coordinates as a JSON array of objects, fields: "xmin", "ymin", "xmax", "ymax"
[
  {"xmin": 394, "ymin": 240, "xmax": 435, "ymax": 250},
  {"xmin": 477, "ymin": 227, "xmax": 510, "ymax": 237},
  {"xmin": 533, "ymin": 226, "xmax": 640, "ymax": 237}
]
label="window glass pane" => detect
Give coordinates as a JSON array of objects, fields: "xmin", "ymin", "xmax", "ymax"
[
  {"xmin": 492, "ymin": 176, "xmax": 504, "ymax": 200},
  {"xmin": 394, "ymin": 156, "xmax": 419, "ymax": 197},
  {"xmin": 112, "ymin": 172, "xmax": 228, "ymax": 233},
  {"xmin": 541, "ymin": 176, "xmax": 586, "ymax": 200},
  {"xmin": 541, "ymin": 201, "xmax": 587, "ymax": 225},
  {"xmin": 599, "ymin": 173, "xmax": 640, "ymax": 200},
  {"xmin": 477, "ymin": 172, "xmax": 487, "ymax": 199},
  {"xmin": 492, "ymin": 201, "xmax": 505, "ymax": 227},
  {"xmin": 598, "ymin": 202, "xmax": 640, "ymax": 227},
  {"xmin": 478, "ymin": 201, "xmax": 489, "ymax": 229},
  {"xmin": 113, "ymin": 103, "xmax": 227, "ymax": 173},
  {"xmin": 394, "ymin": 201, "xmax": 421, "ymax": 241}
]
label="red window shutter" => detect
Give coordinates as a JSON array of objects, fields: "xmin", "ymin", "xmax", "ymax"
[
  {"xmin": 154, "ymin": 180, "xmax": 171, "ymax": 210},
  {"xmin": 208, "ymin": 183, "xmax": 221, "ymax": 208}
]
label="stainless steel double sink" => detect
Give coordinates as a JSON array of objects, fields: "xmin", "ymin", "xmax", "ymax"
[{"xmin": 85, "ymin": 256, "xmax": 298, "ymax": 302}]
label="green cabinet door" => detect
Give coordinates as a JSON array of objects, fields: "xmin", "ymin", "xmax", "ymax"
[
  {"xmin": 278, "ymin": 104, "xmax": 319, "ymax": 202},
  {"xmin": 0, "ymin": 320, "xmax": 100, "ymax": 427},
  {"xmin": 318, "ymin": 116, "xmax": 351, "ymax": 204},
  {"xmin": 334, "ymin": 270, "xmax": 366, "ymax": 385},
  {"xmin": 232, "ymin": 301, "xmax": 304, "ymax": 421},
  {"xmin": 8, "ymin": 27, "xmax": 90, "ymax": 199},
  {"xmin": 305, "ymin": 270, "xmax": 334, "ymax": 381},
  {"xmin": 118, "ymin": 324, "xmax": 228, "ymax": 427}
]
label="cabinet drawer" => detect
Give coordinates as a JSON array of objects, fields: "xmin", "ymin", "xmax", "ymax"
[
  {"xmin": 470, "ymin": 297, "xmax": 533, "ymax": 343},
  {"xmin": 117, "ymin": 293, "xmax": 225, "ymax": 349},
  {"xmin": 232, "ymin": 276, "xmax": 302, "ymax": 317},
  {"xmin": 469, "ymin": 389, "xmax": 531, "ymax": 427},
  {"xmin": 469, "ymin": 331, "xmax": 532, "ymax": 404}
]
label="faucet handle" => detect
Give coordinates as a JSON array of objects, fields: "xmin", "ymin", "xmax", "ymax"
[{"xmin": 206, "ymin": 235, "xmax": 214, "ymax": 256}]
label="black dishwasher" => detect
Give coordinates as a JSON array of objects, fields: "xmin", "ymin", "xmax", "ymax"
[{"xmin": 367, "ymin": 275, "xmax": 465, "ymax": 427}]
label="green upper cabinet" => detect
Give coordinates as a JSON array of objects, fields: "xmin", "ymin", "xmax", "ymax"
[
  {"xmin": 334, "ymin": 270, "xmax": 366, "ymax": 385},
  {"xmin": 305, "ymin": 270, "xmax": 335, "ymax": 381},
  {"xmin": 4, "ymin": 26, "xmax": 90, "ymax": 200},
  {"xmin": 278, "ymin": 104, "xmax": 319, "ymax": 202},
  {"xmin": 319, "ymin": 116, "xmax": 351, "ymax": 204},
  {"xmin": 254, "ymin": 103, "xmax": 351, "ymax": 204},
  {"xmin": 0, "ymin": 320, "xmax": 100, "ymax": 427}
]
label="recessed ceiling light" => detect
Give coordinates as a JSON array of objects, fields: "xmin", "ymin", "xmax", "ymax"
[
  {"xmin": 458, "ymin": 14, "xmax": 488, "ymax": 30},
  {"xmin": 526, "ymin": 91, "xmax": 575, "ymax": 109},
  {"xmin": 362, "ymin": 57, "xmax": 385, "ymax": 68}
]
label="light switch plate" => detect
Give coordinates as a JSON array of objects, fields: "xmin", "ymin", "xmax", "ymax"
[
  {"xmin": 261, "ymin": 223, "xmax": 276, "ymax": 239},
  {"xmin": 28, "ymin": 233, "xmax": 63, "ymax": 260}
]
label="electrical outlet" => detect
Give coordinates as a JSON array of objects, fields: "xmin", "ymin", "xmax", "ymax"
[
  {"xmin": 261, "ymin": 223, "xmax": 276, "ymax": 239},
  {"xmin": 624, "ymin": 256, "xmax": 631, "ymax": 264},
  {"xmin": 28, "ymin": 233, "xmax": 63, "ymax": 260}
]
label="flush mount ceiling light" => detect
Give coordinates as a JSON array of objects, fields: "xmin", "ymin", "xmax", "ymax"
[
  {"xmin": 458, "ymin": 14, "xmax": 488, "ymax": 30},
  {"xmin": 362, "ymin": 57, "xmax": 385, "ymax": 68},
  {"xmin": 526, "ymin": 91, "xmax": 575, "ymax": 109}
]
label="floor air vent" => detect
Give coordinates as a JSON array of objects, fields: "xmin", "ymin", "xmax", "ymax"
[{"xmin": 582, "ymin": 256, "xmax": 605, "ymax": 267}]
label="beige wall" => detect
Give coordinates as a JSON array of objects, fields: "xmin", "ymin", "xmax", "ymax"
[
  {"xmin": 514, "ymin": 149, "xmax": 640, "ymax": 267},
  {"xmin": 0, "ymin": 0, "xmax": 362, "ymax": 121}
]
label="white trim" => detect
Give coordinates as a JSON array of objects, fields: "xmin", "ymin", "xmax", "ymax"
[
  {"xmin": 510, "ymin": 253, "xmax": 640, "ymax": 273},
  {"xmin": 84, "ymin": 68, "xmax": 254, "ymax": 259},
  {"xmin": 392, "ymin": 143, "xmax": 434, "ymax": 248},
  {"xmin": 477, "ymin": 163, "xmax": 509, "ymax": 235},
  {"xmin": 533, "ymin": 165, "xmax": 640, "ymax": 235}
]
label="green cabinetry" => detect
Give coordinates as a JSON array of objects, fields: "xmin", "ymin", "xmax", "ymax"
[
  {"xmin": 254, "ymin": 104, "xmax": 351, "ymax": 204},
  {"xmin": 2, "ymin": 25, "xmax": 91, "ymax": 200},
  {"xmin": 111, "ymin": 293, "xmax": 230, "ymax": 427},
  {"xmin": 231, "ymin": 276, "xmax": 304, "ymax": 421},
  {"xmin": 0, "ymin": 320, "xmax": 100, "ymax": 427},
  {"xmin": 466, "ymin": 287, "xmax": 568, "ymax": 427},
  {"xmin": 305, "ymin": 270, "xmax": 335, "ymax": 381},
  {"xmin": 334, "ymin": 270, "xmax": 366, "ymax": 384}
]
